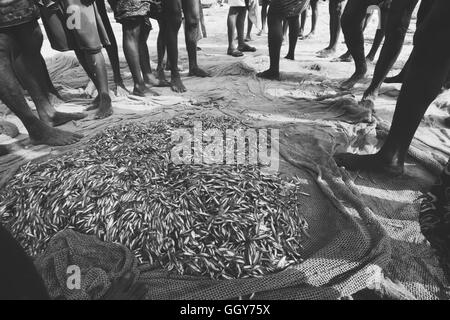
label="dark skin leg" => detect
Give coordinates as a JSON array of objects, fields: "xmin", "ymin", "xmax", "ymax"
[
  {"xmin": 317, "ymin": 0, "xmax": 344, "ymax": 57},
  {"xmin": 156, "ymin": 19, "xmax": 170, "ymax": 86},
  {"xmin": 340, "ymin": 0, "xmax": 374, "ymax": 89},
  {"xmin": 246, "ymin": 15, "xmax": 253, "ymax": 41},
  {"xmin": 257, "ymin": 2, "xmax": 269, "ymax": 35},
  {"xmin": 182, "ymin": 0, "xmax": 210, "ymax": 77},
  {"xmin": 335, "ymin": 0, "xmax": 450, "ymax": 175},
  {"xmin": 333, "ymin": 12, "xmax": 373, "ymax": 62},
  {"xmin": 164, "ymin": 0, "xmax": 185, "ymax": 92},
  {"xmin": 39, "ymin": 55, "xmax": 63, "ymax": 100},
  {"xmin": 365, "ymin": 5, "xmax": 389, "ymax": 63},
  {"xmin": 227, "ymin": 7, "xmax": 247, "ymax": 52},
  {"xmin": 363, "ymin": 0, "xmax": 418, "ymax": 102},
  {"xmin": 12, "ymin": 22, "xmax": 85, "ymax": 126},
  {"xmin": 139, "ymin": 22, "xmax": 162, "ymax": 88},
  {"xmin": 0, "ymin": 28, "xmax": 82, "ymax": 146},
  {"xmin": 79, "ymin": 49, "xmax": 112, "ymax": 119},
  {"xmin": 303, "ymin": 0, "xmax": 318, "ymax": 39},
  {"xmin": 122, "ymin": 19, "xmax": 157, "ymax": 97},
  {"xmin": 282, "ymin": 19, "xmax": 288, "ymax": 41},
  {"xmin": 285, "ymin": 15, "xmax": 300, "ymax": 60},
  {"xmin": 299, "ymin": 9, "xmax": 307, "ymax": 39},
  {"xmin": 96, "ymin": 0, "xmax": 127, "ymax": 95},
  {"xmin": 256, "ymin": 10, "xmax": 283, "ymax": 80},
  {"xmin": 384, "ymin": 0, "xmax": 434, "ymax": 84}
]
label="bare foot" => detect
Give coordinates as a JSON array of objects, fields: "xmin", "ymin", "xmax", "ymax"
[
  {"xmin": 284, "ymin": 54, "xmax": 295, "ymax": 60},
  {"xmin": 188, "ymin": 67, "xmax": 210, "ymax": 77},
  {"xmin": 102, "ymin": 272, "xmax": 148, "ymax": 300},
  {"xmin": 132, "ymin": 84, "xmax": 160, "ymax": 97},
  {"xmin": 334, "ymin": 152, "xmax": 404, "ymax": 176},
  {"xmin": 332, "ymin": 52, "xmax": 353, "ymax": 62},
  {"xmin": 95, "ymin": 94, "xmax": 113, "ymax": 119},
  {"xmin": 171, "ymin": 77, "xmax": 187, "ymax": 93},
  {"xmin": 29, "ymin": 120, "xmax": 83, "ymax": 146},
  {"xmin": 157, "ymin": 67, "xmax": 171, "ymax": 87},
  {"xmin": 48, "ymin": 111, "xmax": 86, "ymax": 127},
  {"xmin": 244, "ymin": 35, "xmax": 252, "ymax": 42},
  {"xmin": 144, "ymin": 73, "xmax": 161, "ymax": 87},
  {"xmin": 256, "ymin": 69, "xmax": 280, "ymax": 80},
  {"xmin": 362, "ymin": 87, "xmax": 379, "ymax": 103},
  {"xmin": 112, "ymin": 81, "xmax": 129, "ymax": 97},
  {"xmin": 317, "ymin": 47, "xmax": 336, "ymax": 58},
  {"xmin": 384, "ymin": 74, "xmax": 403, "ymax": 84},
  {"xmin": 256, "ymin": 29, "xmax": 265, "ymax": 36},
  {"xmin": 303, "ymin": 32, "xmax": 315, "ymax": 40},
  {"xmin": 341, "ymin": 71, "xmax": 366, "ymax": 90}
]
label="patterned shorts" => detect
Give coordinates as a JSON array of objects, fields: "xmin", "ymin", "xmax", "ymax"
[
  {"xmin": 269, "ymin": 0, "xmax": 310, "ymax": 18},
  {"xmin": 0, "ymin": 0, "xmax": 39, "ymax": 29},
  {"xmin": 109, "ymin": 0, "xmax": 160, "ymax": 22}
]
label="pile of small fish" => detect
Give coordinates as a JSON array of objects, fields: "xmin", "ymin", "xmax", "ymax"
[{"xmin": 0, "ymin": 116, "xmax": 309, "ymax": 279}]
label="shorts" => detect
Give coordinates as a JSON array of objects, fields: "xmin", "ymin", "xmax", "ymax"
[
  {"xmin": 39, "ymin": 0, "xmax": 110, "ymax": 53},
  {"xmin": 269, "ymin": 0, "xmax": 310, "ymax": 18},
  {"xmin": 109, "ymin": 0, "xmax": 156, "ymax": 22},
  {"xmin": 0, "ymin": 0, "xmax": 39, "ymax": 29},
  {"xmin": 228, "ymin": 0, "xmax": 246, "ymax": 7}
]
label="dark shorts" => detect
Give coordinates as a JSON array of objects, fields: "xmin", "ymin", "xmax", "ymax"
[
  {"xmin": 0, "ymin": 0, "xmax": 39, "ymax": 29},
  {"xmin": 269, "ymin": 0, "xmax": 310, "ymax": 18},
  {"xmin": 39, "ymin": 0, "xmax": 110, "ymax": 53}
]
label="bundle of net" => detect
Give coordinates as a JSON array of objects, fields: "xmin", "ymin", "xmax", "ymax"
[{"xmin": 0, "ymin": 116, "xmax": 309, "ymax": 280}]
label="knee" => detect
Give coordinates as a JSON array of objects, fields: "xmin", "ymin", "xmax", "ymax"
[{"xmin": 184, "ymin": 14, "xmax": 200, "ymax": 31}]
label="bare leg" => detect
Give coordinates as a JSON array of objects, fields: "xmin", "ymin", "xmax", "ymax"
[
  {"xmin": 257, "ymin": 9, "xmax": 282, "ymax": 80},
  {"xmin": 282, "ymin": 19, "xmax": 288, "ymax": 42},
  {"xmin": 285, "ymin": 15, "xmax": 300, "ymax": 60},
  {"xmin": 340, "ymin": 0, "xmax": 370, "ymax": 89},
  {"xmin": 304, "ymin": 0, "xmax": 318, "ymax": 39},
  {"xmin": 363, "ymin": 0, "xmax": 418, "ymax": 102},
  {"xmin": 257, "ymin": 2, "xmax": 269, "ymax": 35},
  {"xmin": 183, "ymin": 0, "xmax": 210, "ymax": 77},
  {"xmin": 13, "ymin": 22, "xmax": 85, "ymax": 126},
  {"xmin": 335, "ymin": 0, "xmax": 450, "ymax": 175},
  {"xmin": 0, "ymin": 28, "xmax": 82, "ymax": 146},
  {"xmin": 298, "ymin": 9, "xmax": 307, "ymax": 39},
  {"xmin": 156, "ymin": 19, "xmax": 170, "ymax": 86},
  {"xmin": 245, "ymin": 15, "xmax": 253, "ymax": 41},
  {"xmin": 139, "ymin": 22, "xmax": 162, "ymax": 88},
  {"xmin": 365, "ymin": 5, "xmax": 389, "ymax": 63},
  {"xmin": 227, "ymin": 7, "xmax": 247, "ymax": 57},
  {"xmin": 97, "ymin": 0, "xmax": 127, "ymax": 94},
  {"xmin": 122, "ymin": 19, "xmax": 157, "ymax": 96},
  {"xmin": 164, "ymin": 0, "xmax": 186, "ymax": 92},
  {"xmin": 384, "ymin": 0, "xmax": 433, "ymax": 84},
  {"xmin": 317, "ymin": 0, "xmax": 344, "ymax": 57}
]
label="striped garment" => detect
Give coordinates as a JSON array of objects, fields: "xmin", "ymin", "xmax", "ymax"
[{"xmin": 269, "ymin": 0, "xmax": 310, "ymax": 18}]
